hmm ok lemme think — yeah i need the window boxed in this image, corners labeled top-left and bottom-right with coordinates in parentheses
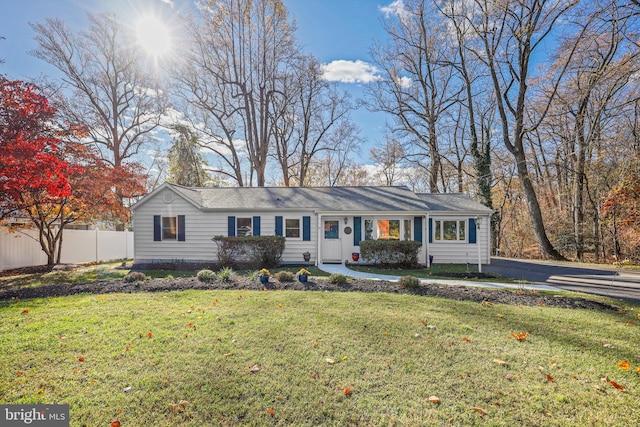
top-left (285, 218), bottom-right (300, 238)
top-left (324, 220), bottom-right (339, 239)
top-left (154, 215), bottom-right (185, 242)
top-left (162, 217), bottom-right (177, 240)
top-left (364, 219), bottom-right (374, 240)
top-left (403, 220), bottom-right (412, 241)
top-left (237, 217), bottom-right (252, 236)
top-left (434, 219), bottom-right (466, 241)
top-left (377, 219), bottom-right (400, 240)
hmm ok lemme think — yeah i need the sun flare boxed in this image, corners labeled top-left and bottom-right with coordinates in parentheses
top-left (135, 15), bottom-right (172, 58)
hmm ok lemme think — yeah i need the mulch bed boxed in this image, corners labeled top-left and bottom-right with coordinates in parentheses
top-left (0, 275), bottom-right (621, 311)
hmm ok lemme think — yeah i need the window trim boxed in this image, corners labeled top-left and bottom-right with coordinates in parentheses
top-left (284, 217), bottom-right (302, 239)
top-left (236, 217), bottom-right (253, 237)
top-left (361, 216), bottom-right (413, 241)
top-left (432, 218), bottom-right (467, 243)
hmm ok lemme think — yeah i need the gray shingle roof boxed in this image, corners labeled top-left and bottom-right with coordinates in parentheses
top-left (132, 182), bottom-right (492, 214)
top-left (177, 185), bottom-right (428, 212)
top-left (416, 193), bottom-right (494, 213)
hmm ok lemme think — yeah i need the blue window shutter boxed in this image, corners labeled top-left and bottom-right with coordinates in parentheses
top-left (353, 216), bottom-right (362, 246)
top-left (178, 215), bottom-right (186, 241)
top-left (153, 215), bottom-right (162, 241)
top-left (253, 216), bottom-right (261, 236)
top-left (228, 216), bottom-right (236, 237)
top-left (303, 216), bottom-right (311, 241)
top-left (414, 216), bottom-right (423, 244)
top-left (275, 216), bottom-right (283, 236)
top-left (428, 218), bottom-right (433, 243)
top-left (469, 218), bottom-right (477, 244)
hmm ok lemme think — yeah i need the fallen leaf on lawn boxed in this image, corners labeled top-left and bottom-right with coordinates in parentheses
top-left (37, 388), bottom-right (45, 394)
top-left (344, 388), bottom-right (352, 396)
top-left (426, 324), bottom-right (436, 329)
top-left (626, 320), bottom-right (633, 325)
top-left (267, 408), bottom-right (275, 416)
top-left (325, 358), bottom-right (336, 364)
top-left (462, 337), bottom-right (471, 343)
top-left (511, 331), bottom-right (528, 341)
top-left (497, 313), bottom-right (504, 318)
top-left (78, 357), bottom-right (85, 362)
top-left (617, 360), bottom-right (630, 370)
top-left (550, 361), bottom-right (557, 366)
top-left (17, 371), bottom-right (23, 376)
top-left (428, 396), bottom-right (440, 404)
top-left (481, 301), bottom-right (493, 307)
top-left (609, 379), bottom-right (626, 391)
top-left (538, 301), bottom-right (545, 306)
top-left (223, 353), bottom-right (233, 358)
top-left (123, 386), bottom-right (132, 392)
top-left (310, 341), bottom-right (319, 347)
top-left (472, 407), bottom-right (487, 416)
top-left (493, 359), bottom-right (507, 366)
top-left (637, 367), bottom-right (640, 374)
top-left (110, 421), bottom-right (121, 427)
top-left (147, 332), bottom-right (152, 339)
top-left (546, 374), bottom-right (556, 383)
top-left (250, 364), bottom-right (260, 373)
top-left (603, 343), bottom-right (614, 348)
top-left (421, 319), bottom-right (425, 325)
top-left (21, 309), bottom-right (29, 314)
top-left (414, 333), bottom-right (421, 338)
top-left (311, 374), bottom-right (318, 380)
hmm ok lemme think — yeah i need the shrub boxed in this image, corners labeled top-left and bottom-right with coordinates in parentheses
top-left (196, 269), bottom-right (216, 283)
top-left (216, 267), bottom-right (235, 282)
top-left (399, 275), bottom-right (420, 289)
top-left (212, 236), bottom-right (286, 269)
top-left (124, 271), bottom-right (146, 283)
top-left (277, 271), bottom-right (294, 282)
top-left (359, 240), bottom-right (422, 268)
top-left (329, 273), bottom-right (348, 285)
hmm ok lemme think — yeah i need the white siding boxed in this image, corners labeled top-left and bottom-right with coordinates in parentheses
top-left (427, 215), bottom-right (490, 265)
top-left (132, 191), bottom-right (317, 264)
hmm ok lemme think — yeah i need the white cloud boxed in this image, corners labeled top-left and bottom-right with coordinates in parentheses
top-left (379, 0), bottom-right (408, 19)
top-left (321, 60), bottom-right (382, 84)
top-left (159, 0), bottom-right (174, 7)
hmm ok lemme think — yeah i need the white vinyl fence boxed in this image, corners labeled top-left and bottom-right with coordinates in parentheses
top-left (0, 228), bottom-right (133, 271)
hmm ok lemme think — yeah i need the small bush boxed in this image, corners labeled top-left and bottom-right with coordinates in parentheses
top-left (329, 273), bottom-right (348, 285)
top-left (359, 240), bottom-right (422, 268)
top-left (399, 275), bottom-right (420, 289)
top-left (124, 271), bottom-right (146, 283)
top-left (216, 267), bottom-right (235, 282)
top-left (277, 271), bottom-right (294, 282)
top-left (196, 269), bottom-right (216, 283)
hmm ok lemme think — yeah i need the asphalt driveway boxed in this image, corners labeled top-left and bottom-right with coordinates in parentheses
top-left (483, 257), bottom-right (640, 304)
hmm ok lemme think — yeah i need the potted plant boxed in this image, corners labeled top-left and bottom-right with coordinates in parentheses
top-left (297, 268), bottom-right (310, 283)
top-left (258, 268), bottom-right (270, 284)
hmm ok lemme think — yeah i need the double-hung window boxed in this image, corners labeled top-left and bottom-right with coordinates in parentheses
top-left (162, 217), bottom-right (177, 240)
top-left (434, 219), bottom-right (466, 241)
top-left (236, 217), bottom-right (252, 236)
top-left (285, 218), bottom-right (300, 238)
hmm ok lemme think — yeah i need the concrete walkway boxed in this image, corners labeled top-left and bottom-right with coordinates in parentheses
top-left (318, 263), bottom-right (560, 292)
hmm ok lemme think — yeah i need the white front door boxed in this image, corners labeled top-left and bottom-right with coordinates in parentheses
top-left (321, 218), bottom-right (342, 263)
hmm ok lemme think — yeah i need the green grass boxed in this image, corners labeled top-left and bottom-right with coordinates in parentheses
top-left (0, 261), bottom-right (130, 290)
top-left (1, 289), bottom-right (639, 426)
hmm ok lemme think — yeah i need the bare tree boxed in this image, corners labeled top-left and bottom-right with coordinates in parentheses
top-left (31, 13), bottom-right (167, 168)
top-left (270, 55), bottom-right (357, 186)
top-left (369, 0), bottom-right (461, 193)
top-left (370, 138), bottom-right (406, 186)
top-left (176, 0), bottom-right (297, 187)
top-left (467, 0), bottom-right (581, 260)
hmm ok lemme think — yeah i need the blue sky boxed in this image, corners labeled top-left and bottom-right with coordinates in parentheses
top-left (0, 0), bottom-right (395, 161)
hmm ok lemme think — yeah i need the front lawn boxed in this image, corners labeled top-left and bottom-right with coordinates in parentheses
top-left (1, 289), bottom-right (639, 426)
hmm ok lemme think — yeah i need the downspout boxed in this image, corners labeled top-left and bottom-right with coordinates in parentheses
top-left (315, 212), bottom-right (321, 267)
top-left (425, 213), bottom-right (430, 268)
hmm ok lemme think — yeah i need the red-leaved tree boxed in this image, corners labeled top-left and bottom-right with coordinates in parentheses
top-left (0, 78), bottom-right (73, 218)
top-left (1, 79), bottom-right (147, 265)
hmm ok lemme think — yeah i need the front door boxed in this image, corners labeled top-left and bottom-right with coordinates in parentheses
top-left (321, 218), bottom-right (342, 263)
